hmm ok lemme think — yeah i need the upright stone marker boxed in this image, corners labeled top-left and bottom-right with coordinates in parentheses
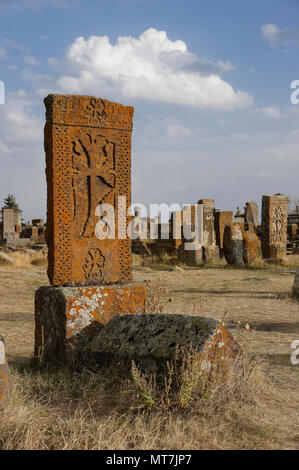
top-left (198, 198), bottom-right (219, 261)
top-left (245, 201), bottom-right (258, 231)
top-left (44, 94), bottom-right (133, 286)
top-left (198, 199), bottom-right (216, 246)
top-left (261, 194), bottom-right (288, 259)
top-left (214, 210), bottom-right (233, 253)
top-left (35, 95), bottom-right (146, 362)
top-left (2, 209), bottom-right (15, 240)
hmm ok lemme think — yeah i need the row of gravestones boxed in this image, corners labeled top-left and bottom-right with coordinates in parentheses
top-left (0, 209), bottom-right (45, 248)
top-left (131, 194), bottom-right (289, 267)
top-left (222, 194), bottom-right (289, 267)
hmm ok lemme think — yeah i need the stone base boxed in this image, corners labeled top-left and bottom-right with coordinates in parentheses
top-left (35, 284), bottom-right (146, 362)
top-left (180, 247), bottom-right (203, 266)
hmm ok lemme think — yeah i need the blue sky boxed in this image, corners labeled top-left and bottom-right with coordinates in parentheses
top-left (0, 0), bottom-right (299, 220)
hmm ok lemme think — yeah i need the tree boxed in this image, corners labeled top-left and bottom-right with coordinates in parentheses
top-left (3, 194), bottom-right (21, 212)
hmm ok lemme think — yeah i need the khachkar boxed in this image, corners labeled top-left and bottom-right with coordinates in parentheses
top-left (198, 198), bottom-right (219, 261)
top-left (261, 194), bottom-right (288, 259)
top-left (35, 95), bottom-right (146, 362)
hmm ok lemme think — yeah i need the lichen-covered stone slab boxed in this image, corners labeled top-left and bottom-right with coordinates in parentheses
top-left (35, 284), bottom-right (146, 362)
top-left (0, 336), bottom-right (12, 409)
top-left (85, 314), bottom-right (241, 373)
top-left (44, 94), bottom-right (134, 286)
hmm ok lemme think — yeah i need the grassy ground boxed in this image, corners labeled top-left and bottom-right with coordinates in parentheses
top-left (0, 251), bottom-right (298, 449)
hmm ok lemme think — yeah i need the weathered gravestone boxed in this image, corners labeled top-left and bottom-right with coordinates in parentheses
top-left (180, 205), bottom-right (204, 265)
top-left (83, 314), bottom-right (242, 375)
top-left (242, 231), bottom-right (259, 265)
top-left (35, 95), bottom-right (146, 362)
top-left (170, 211), bottom-right (183, 248)
top-left (44, 94), bottom-right (133, 285)
top-left (198, 199), bottom-right (219, 262)
top-left (245, 201), bottom-right (258, 231)
top-left (261, 194), bottom-right (288, 259)
top-left (2, 208), bottom-right (15, 240)
top-left (0, 336), bottom-right (11, 409)
top-left (214, 210), bottom-right (233, 254)
top-left (223, 223), bottom-right (244, 266)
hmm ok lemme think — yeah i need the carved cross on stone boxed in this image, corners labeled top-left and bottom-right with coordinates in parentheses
top-left (44, 94), bottom-right (133, 286)
top-left (72, 130), bottom-right (115, 239)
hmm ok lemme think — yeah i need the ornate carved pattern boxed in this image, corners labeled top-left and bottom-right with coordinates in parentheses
top-left (270, 206), bottom-right (286, 243)
top-left (261, 195), bottom-right (288, 259)
top-left (72, 130), bottom-right (115, 238)
top-left (44, 94), bottom-right (134, 130)
top-left (83, 248), bottom-right (105, 280)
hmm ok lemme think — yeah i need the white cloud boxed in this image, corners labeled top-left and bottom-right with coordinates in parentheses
top-left (24, 55), bottom-right (40, 66)
top-left (165, 121), bottom-right (193, 139)
top-left (0, 90), bottom-right (42, 147)
top-left (262, 23), bottom-right (299, 47)
top-left (57, 28), bottom-right (253, 110)
top-left (257, 106), bottom-right (282, 119)
top-left (0, 0), bottom-right (77, 9)
top-left (0, 90), bottom-right (45, 219)
top-left (0, 45), bottom-right (7, 59)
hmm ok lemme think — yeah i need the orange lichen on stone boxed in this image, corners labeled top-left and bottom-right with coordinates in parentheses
top-left (35, 284), bottom-right (146, 362)
top-left (44, 94), bottom-right (134, 286)
top-left (243, 231), bottom-right (259, 265)
top-left (200, 322), bottom-right (242, 371)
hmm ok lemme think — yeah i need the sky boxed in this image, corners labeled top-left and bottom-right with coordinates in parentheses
top-left (0, 0), bottom-right (299, 221)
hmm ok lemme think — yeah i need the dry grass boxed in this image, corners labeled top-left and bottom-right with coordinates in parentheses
top-left (134, 251), bottom-right (299, 270)
top-left (0, 259), bottom-right (298, 449)
top-left (0, 250), bottom-right (47, 269)
top-left (0, 347), bottom-right (286, 450)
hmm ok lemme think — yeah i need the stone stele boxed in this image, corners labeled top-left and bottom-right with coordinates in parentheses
top-left (84, 314), bottom-right (242, 374)
top-left (35, 95), bottom-right (146, 362)
top-left (198, 199), bottom-right (216, 246)
top-left (242, 231), bottom-right (259, 265)
top-left (214, 210), bottom-right (233, 252)
top-left (44, 94), bottom-right (134, 286)
top-left (223, 223), bottom-right (244, 266)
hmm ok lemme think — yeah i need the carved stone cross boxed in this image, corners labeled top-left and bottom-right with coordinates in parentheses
top-left (72, 130), bottom-right (115, 239)
top-left (44, 94), bottom-right (133, 286)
